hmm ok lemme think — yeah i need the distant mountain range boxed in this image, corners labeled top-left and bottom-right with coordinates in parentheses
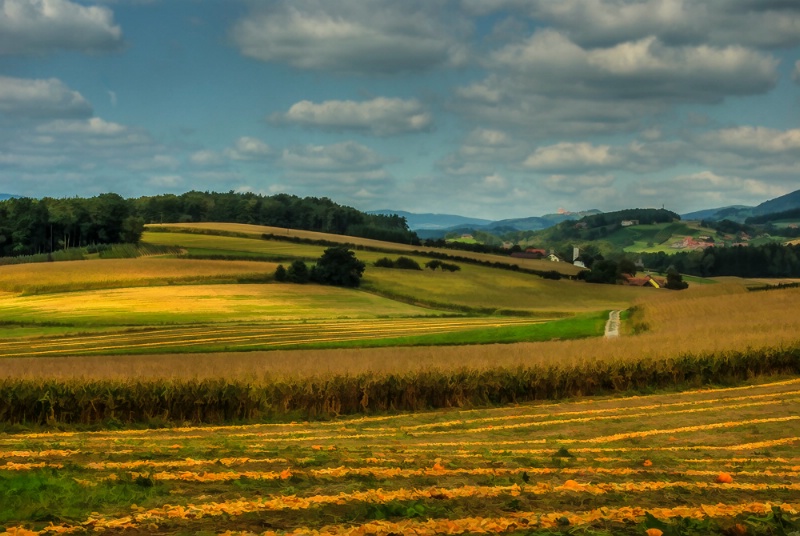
top-left (367, 210), bottom-right (493, 230)
top-left (369, 208), bottom-right (604, 237)
top-left (0, 193), bottom-right (18, 201)
top-left (681, 189), bottom-right (800, 222)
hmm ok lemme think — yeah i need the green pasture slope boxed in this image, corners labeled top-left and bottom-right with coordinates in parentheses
top-left (0, 224), bottom-right (648, 355)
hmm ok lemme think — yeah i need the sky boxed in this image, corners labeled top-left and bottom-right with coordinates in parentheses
top-left (0, 0), bottom-right (799, 220)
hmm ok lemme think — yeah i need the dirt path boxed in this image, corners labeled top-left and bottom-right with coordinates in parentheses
top-left (605, 310), bottom-right (621, 338)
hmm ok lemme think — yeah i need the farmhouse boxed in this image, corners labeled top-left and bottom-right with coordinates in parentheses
top-left (621, 220), bottom-right (639, 227)
top-left (621, 274), bottom-right (663, 288)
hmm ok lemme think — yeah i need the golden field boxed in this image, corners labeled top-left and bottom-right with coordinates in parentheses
top-left (0, 378), bottom-right (797, 535)
top-left (0, 257), bottom-right (277, 294)
top-left (146, 222), bottom-right (584, 275)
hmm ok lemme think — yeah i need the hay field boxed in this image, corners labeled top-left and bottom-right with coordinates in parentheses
top-left (0, 257), bottom-right (277, 294)
top-left (0, 379), bottom-right (797, 535)
top-left (147, 223), bottom-right (583, 275)
top-left (0, 284), bottom-right (443, 326)
top-left (2, 284), bottom-right (797, 381)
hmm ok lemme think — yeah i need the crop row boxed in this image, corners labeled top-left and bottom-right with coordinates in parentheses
top-left (1, 343), bottom-right (798, 426)
top-left (1, 379), bottom-right (797, 535)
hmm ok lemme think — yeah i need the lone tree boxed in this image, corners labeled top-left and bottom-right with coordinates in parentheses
top-left (311, 246), bottom-right (365, 287)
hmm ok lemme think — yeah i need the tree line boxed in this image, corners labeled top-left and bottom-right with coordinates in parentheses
top-left (640, 243), bottom-right (800, 278)
top-left (0, 191), bottom-right (418, 257)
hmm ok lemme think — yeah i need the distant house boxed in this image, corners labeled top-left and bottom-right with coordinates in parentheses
top-left (548, 254), bottom-right (561, 262)
top-left (573, 260), bottom-right (586, 268)
top-left (622, 274), bottom-right (663, 288)
top-left (621, 220), bottom-right (639, 227)
top-left (461, 234), bottom-right (474, 240)
top-left (511, 248), bottom-right (546, 260)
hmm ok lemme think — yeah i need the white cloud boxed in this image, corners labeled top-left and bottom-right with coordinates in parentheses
top-left (0, 76), bottom-right (92, 118)
top-left (0, 0), bottom-right (123, 56)
top-left (794, 60), bottom-right (800, 84)
top-left (273, 97), bottom-right (433, 136)
top-left (454, 29), bottom-right (777, 136)
top-left (523, 142), bottom-right (621, 171)
top-left (490, 31), bottom-right (777, 102)
top-left (469, 0), bottom-right (800, 49)
top-left (189, 149), bottom-right (223, 167)
top-left (231, 0), bottom-right (470, 74)
top-left (34, 117), bottom-right (151, 148)
top-left (225, 137), bottom-right (273, 161)
top-left (147, 174), bottom-right (183, 188)
top-left (639, 171), bottom-right (790, 207)
top-left (281, 140), bottom-right (389, 172)
top-left (701, 126), bottom-right (800, 154)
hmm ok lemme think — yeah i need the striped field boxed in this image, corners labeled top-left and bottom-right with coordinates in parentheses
top-left (0, 378), bottom-right (797, 535)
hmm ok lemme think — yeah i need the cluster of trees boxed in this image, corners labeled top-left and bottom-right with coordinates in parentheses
top-left (0, 194), bottom-right (144, 257)
top-left (425, 260), bottom-right (461, 272)
top-left (544, 208), bottom-right (680, 243)
top-left (374, 256), bottom-right (422, 270)
top-left (0, 191), bottom-right (418, 258)
top-left (134, 191), bottom-right (417, 244)
top-left (275, 247), bottom-right (366, 287)
top-left (640, 243), bottom-right (800, 278)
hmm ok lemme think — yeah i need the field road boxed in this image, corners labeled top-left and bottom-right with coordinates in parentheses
top-left (605, 310), bottom-right (621, 338)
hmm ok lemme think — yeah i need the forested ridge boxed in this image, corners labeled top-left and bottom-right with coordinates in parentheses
top-left (0, 191), bottom-right (417, 257)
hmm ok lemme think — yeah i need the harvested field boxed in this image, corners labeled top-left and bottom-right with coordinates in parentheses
top-left (0, 379), bottom-right (797, 535)
top-left (0, 257), bottom-right (277, 294)
top-left (146, 223), bottom-right (584, 275)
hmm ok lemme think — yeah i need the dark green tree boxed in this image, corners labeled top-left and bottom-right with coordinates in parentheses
top-left (286, 260), bottom-right (310, 283)
top-left (274, 264), bottom-right (287, 282)
top-left (664, 267), bottom-right (688, 290)
top-left (311, 246), bottom-right (365, 287)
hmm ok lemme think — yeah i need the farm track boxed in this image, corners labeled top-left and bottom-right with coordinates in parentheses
top-left (0, 317), bottom-right (545, 357)
top-left (1, 378), bottom-right (798, 535)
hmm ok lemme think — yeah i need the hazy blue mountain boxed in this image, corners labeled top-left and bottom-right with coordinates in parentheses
top-left (0, 193), bottom-right (19, 200)
top-left (681, 205), bottom-right (751, 221)
top-left (368, 210), bottom-right (492, 230)
top-left (487, 209), bottom-right (602, 231)
top-left (753, 188), bottom-right (800, 216)
top-left (682, 189), bottom-right (800, 222)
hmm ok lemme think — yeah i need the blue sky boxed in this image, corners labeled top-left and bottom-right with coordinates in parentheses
top-left (0, 0), bottom-right (799, 220)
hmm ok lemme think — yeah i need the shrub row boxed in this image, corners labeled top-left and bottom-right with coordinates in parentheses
top-left (1, 345), bottom-right (797, 428)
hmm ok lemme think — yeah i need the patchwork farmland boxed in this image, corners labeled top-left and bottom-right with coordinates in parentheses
top-left (1, 222), bottom-right (798, 534)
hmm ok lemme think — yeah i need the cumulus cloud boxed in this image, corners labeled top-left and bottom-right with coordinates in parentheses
top-left (0, 0), bottom-right (123, 56)
top-left (224, 137), bottom-right (273, 161)
top-left (489, 30), bottom-right (777, 102)
top-left (189, 150), bottom-right (223, 167)
top-left (523, 142), bottom-right (621, 171)
top-left (0, 76), bottom-right (92, 118)
top-left (636, 171), bottom-right (790, 209)
top-left (700, 126), bottom-right (800, 154)
top-left (279, 141), bottom-right (393, 200)
top-left (454, 29), bottom-right (777, 135)
top-left (273, 97), bottom-right (433, 136)
top-left (437, 127), bottom-right (526, 177)
top-left (34, 117), bottom-right (151, 148)
top-left (467, 0), bottom-right (800, 49)
top-left (231, 0), bottom-right (470, 74)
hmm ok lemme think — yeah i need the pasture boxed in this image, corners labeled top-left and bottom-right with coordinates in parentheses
top-left (0, 379), bottom-right (797, 535)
